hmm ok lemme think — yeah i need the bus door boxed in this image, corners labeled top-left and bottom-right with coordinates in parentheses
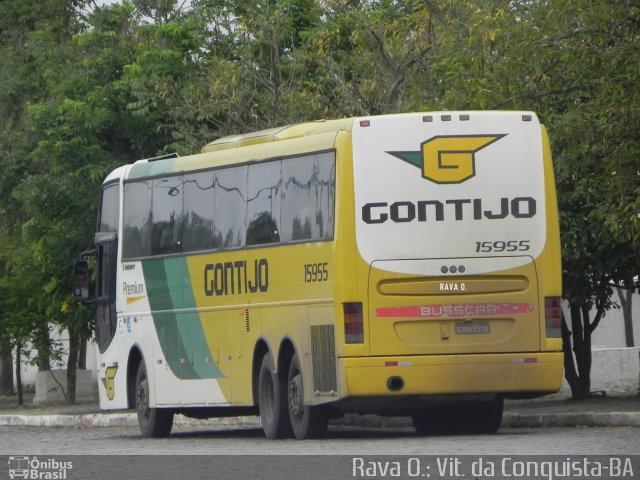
top-left (95, 232), bottom-right (118, 354)
top-left (95, 182), bottom-right (120, 354)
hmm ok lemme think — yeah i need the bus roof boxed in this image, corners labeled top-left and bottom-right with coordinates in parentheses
top-left (201, 118), bottom-right (354, 153)
top-left (106, 112), bottom-right (542, 184)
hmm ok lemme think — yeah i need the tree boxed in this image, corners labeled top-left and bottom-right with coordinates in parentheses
top-left (616, 286), bottom-right (635, 348)
top-left (395, 0), bottom-right (640, 397)
top-left (0, 0), bottom-right (93, 393)
top-left (301, 0), bottom-right (437, 116)
top-left (541, 0), bottom-right (640, 397)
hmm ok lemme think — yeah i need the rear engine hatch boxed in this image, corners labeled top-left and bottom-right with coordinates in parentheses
top-left (367, 257), bottom-right (541, 356)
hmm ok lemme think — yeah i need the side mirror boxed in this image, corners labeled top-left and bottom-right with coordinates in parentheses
top-left (73, 260), bottom-right (91, 302)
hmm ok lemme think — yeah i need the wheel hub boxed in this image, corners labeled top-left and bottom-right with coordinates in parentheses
top-left (137, 381), bottom-right (149, 420)
top-left (288, 374), bottom-right (303, 417)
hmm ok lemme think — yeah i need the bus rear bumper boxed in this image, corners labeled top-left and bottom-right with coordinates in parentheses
top-left (340, 352), bottom-right (563, 397)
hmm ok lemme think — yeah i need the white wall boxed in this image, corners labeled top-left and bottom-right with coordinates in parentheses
top-left (13, 327), bottom-right (97, 389)
top-left (590, 291), bottom-right (640, 348)
top-left (562, 293), bottom-right (640, 395)
top-left (590, 347), bottom-right (640, 394)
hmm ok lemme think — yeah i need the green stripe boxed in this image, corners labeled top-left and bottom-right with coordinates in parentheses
top-left (143, 258), bottom-right (224, 380)
top-left (165, 257), bottom-right (224, 379)
top-left (387, 151), bottom-right (422, 168)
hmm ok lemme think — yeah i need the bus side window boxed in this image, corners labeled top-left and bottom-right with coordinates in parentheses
top-left (215, 166), bottom-right (247, 249)
top-left (282, 156), bottom-right (314, 241)
top-left (123, 180), bottom-right (152, 258)
top-left (151, 176), bottom-right (183, 256)
top-left (281, 152), bottom-right (335, 243)
top-left (183, 171), bottom-right (216, 252)
top-left (315, 152), bottom-right (336, 240)
top-left (247, 161), bottom-right (281, 246)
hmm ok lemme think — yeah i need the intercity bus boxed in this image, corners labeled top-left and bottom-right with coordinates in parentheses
top-left (75, 111), bottom-right (563, 439)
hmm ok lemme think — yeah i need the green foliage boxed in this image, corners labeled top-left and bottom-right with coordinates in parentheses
top-left (299, 0), bottom-right (437, 116)
top-left (423, 0), bottom-right (639, 396)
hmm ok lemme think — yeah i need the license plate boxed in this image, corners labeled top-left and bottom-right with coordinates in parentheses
top-left (455, 321), bottom-right (490, 335)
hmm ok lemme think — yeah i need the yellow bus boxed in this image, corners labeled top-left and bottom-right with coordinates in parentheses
top-left (75, 111), bottom-right (563, 439)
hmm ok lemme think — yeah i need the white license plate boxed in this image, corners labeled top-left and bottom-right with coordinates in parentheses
top-left (455, 321), bottom-right (490, 335)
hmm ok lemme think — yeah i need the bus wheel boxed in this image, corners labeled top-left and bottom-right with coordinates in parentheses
top-left (287, 353), bottom-right (329, 439)
top-left (466, 398), bottom-right (504, 434)
top-left (411, 405), bottom-right (452, 435)
top-left (258, 352), bottom-right (291, 439)
top-left (135, 360), bottom-right (173, 438)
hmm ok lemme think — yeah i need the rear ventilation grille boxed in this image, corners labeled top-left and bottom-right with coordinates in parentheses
top-left (310, 325), bottom-right (337, 395)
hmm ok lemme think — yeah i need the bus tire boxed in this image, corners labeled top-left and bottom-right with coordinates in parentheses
top-left (467, 398), bottom-right (503, 434)
top-left (258, 352), bottom-right (291, 439)
top-left (287, 353), bottom-right (329, 439)
top-left (135, 360), bottom-right (173, 438)
top-left (411, 405), bottom-right (452, 435)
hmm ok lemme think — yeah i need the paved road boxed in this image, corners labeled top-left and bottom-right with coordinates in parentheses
top-left (2, 424), bottom-right (639, 455)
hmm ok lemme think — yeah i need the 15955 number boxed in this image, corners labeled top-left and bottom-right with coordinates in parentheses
top-left (304, 262), bottom-right (328, 283)
top-left (475, 240), bottom-right (531, 253)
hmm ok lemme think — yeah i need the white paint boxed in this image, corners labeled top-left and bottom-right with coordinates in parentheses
top-left (12, 329), bottom-right (97, 390)
top-left (591, 292), bottom-right (640, 348)
top-left (560, 347), bottom-right (640, 395)
top-left (353, 111), bottom-right (546, 274)
top-left (33, 369), bottom-right (97, 404)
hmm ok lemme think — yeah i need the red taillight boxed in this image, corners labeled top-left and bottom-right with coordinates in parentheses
top-left (545, 297), bottom-right (562, 338)
top-left (344, 302), bottom-right (364, 344)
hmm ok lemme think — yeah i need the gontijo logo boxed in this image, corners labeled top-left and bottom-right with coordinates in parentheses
top-left (387, 134), bottom-right (506, 184)
top-left (101, 366), bottom-right (118, 401)
top-left (361, 133), bottom-right (538, 224)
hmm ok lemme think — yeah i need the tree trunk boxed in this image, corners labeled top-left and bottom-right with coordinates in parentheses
top-left (16, 340), bottom-right (23, 406)
top-left (561, 311), bottom-right (579, 394)
top-left (579, 305), bottom-right (593, 396)
top-left (78, 337), bottom-right (87, 370)
top-left (66, 330), bottom-right (79, 404)
top-left (0, 335), bottom-right (14, 395)
top-left (561, 303), bottom-right (594, 399)
top-left (617, 287), bottom-right (635, 347)
top-left (36, 320), bottom-right (50, 371)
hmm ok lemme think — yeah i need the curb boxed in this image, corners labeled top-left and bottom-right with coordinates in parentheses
top-left (1, 412), bottom-right (639, 429)
top-left (0, 413), bottom-right (262, 429)
top-left (503, 411), bottom-right (640, 428)
top-left (339, 412), bottom-right (640, 429)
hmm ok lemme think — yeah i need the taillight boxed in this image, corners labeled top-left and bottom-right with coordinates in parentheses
top-left (545, 297), bottom-right (562, 338)
top-left (344, 302), bottom-right (364, 344)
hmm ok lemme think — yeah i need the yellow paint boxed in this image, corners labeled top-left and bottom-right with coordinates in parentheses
top-left (422, 135), bottom-right (503, 183)
top-left (186, 242), bottom-right (335, 404)
top-left (126, 296), bottom-right (145, 305)
top-left (367, 261), bottom-right (542, 356)
top-left (340, 352), bottom-right (564, 396)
